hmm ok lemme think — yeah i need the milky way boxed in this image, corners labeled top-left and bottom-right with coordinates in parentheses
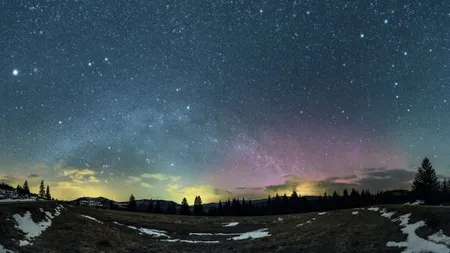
top-left (1, 1), bottom-right (450, 201)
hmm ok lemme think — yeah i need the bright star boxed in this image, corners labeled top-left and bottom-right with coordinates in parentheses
top-left (12, 69), bottom-right (19, 76)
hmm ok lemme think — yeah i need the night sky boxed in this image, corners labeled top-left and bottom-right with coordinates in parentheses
top-left (1, 1), bottom-right (450, 202)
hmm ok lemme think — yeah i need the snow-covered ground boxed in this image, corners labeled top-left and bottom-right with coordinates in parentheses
top-left (428, 230), bottom-right (450, 246)
top-left (352, 211), bottom-right (359, 215)
top-left (12, 205), bottom-right (64, 247)
top-left (386, 213), bottom-right (449, 253)
top-left (80, 214), bottom-right (103, 224)
top-left (189, 232), bottom-right (241, 236)
top-left (127, 225), bottom-right (169, 238)
top-left (404, 200), bottom-right (425, 206)
top-left (0, 198), bottom-right (36, 203)
top-left (162, 239), bottom-right (220, 244)
top-left (362, 206), bottom-right (450, 252)
top-left (222, 222), bottom-right (239, 227)
top-left (229, 228), bottom-right (270, 240)
top-left (0, 190), bottom-right (36, 203)
top-left (318, 212), bottom-right (327, 215)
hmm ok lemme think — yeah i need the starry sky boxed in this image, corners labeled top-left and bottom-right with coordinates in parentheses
top-left (1, 1), bottom-right (450, 203)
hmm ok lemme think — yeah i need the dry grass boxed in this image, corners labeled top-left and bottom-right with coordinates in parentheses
top-left (2, 203), bottom-right (450, 253)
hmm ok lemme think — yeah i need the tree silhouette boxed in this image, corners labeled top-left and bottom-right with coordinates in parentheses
top-left (39, 180), bottom-right (45, 199)
top-left (290, 190), bottom-right (300, 213)
top-left (0, 182), bottom-right (14, 191)
top-left (45, 185), bottom-right (51, 200)
top-left (127, 194), bottom-right (137, 212)
top-left (349, 189), bottom-right (360, 208)
top-left (412, 157), bottom-right (440, 204)
top-left (193, 196), bottom-right (203, 215)
top-left (180, 197), bottom-right (190, 215)
top-left (23, 180), bottom-right (30, 195)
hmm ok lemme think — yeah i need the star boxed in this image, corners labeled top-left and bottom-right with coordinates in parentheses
top-left (12, 69), bottom-right (19, 76)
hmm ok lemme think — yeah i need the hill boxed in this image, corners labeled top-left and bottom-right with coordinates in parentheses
top-left (1, 201), bottom-right (450, 252)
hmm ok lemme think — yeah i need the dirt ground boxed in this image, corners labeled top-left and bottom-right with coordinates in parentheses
top-left (1, 203), bottom-right (449, 253)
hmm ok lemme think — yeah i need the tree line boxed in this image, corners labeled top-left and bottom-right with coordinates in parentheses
top-left (0, 180), bottom-right (53, 200)
top-left (125, 157), bottom-right (448, 216)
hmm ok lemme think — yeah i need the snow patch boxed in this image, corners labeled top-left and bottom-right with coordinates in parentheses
top-left (127, 225), bottom-right (169, 238)
top-left (222, 222), bottom-right (239, 227)
top-left (386, 213), bottom-right (450, 253)
top-left (45, 211), bottom-right (54, 219)
top-left (428, 230), bottom-right (450, 246)
top-left (367, 207), bottom-right (379, 211)
top-left (296, 223), bottom-right (304, 227)
top-left (162, 239), bottom-right (219, 244)
top-left (380, 211), bottom-right (396, 219)
top-left (278, 217), bottom-right (283, 222)
top-left (229, 228), bottom-right (270, 240)
top-left (113, 221), bottom-right (124, 226)
top-left (0, 198), bottom-right (36, 203)
top-left (80, 214), bottom-right (103, 224)
top-left (404, 200), bottom-right (424, 206)
top-left (13, 211), bottom-right (52, 246)
top-left (189, 232), bottom-right (241, 236)
top-left (318, 212), bottom-right (327, 215)
top-left (352, 211), bottom-right (359, 215)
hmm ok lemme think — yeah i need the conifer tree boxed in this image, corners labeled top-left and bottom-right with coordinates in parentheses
top-left (290, 190), bottom-right (300, 213)
top-left (412, 157), bottom-right (440, 204)
top-left (180, 197), bottom-right (190, 215)
top-left (39, 180), bottom-right (45, 199)
top-left (23, 180), bottom-right (30, 195)
top-left (193, 196), bottom-right (203, 215)
top-left (127, 194), bottom-right (137, 211)
top-left (45, 185), bottom-right (51, 200)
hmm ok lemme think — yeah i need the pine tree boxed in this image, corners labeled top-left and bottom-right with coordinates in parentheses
top-left (290, 190), bottom-right (300, 213)
top-left (45, 185), bottom-right (51, 200)
top-left (349, 189), bottom-right (360, 208)
top-left (412, 157), bottom-right (440, 204)
top-left (193, 196), bottom-right (203, 215)
top-left (23, 180), bottom-right (30, 195)
top-left (127, 194), bottom-right (137, 211)
top-left (39, 180), bottom-right (45, 199)
top-left (180, 197), bottom-right (190, 215)
top-left (16, 185), bottom-right (22, 194)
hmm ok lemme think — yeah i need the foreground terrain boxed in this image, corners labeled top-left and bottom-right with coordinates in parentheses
top-left (1, 202), bottom-right (450, 253)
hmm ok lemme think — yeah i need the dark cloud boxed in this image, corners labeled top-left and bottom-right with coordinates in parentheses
top-left (28, 174), bottom-right (40, 179)
top-left (235, 186), bottom-right (265, 190)
top-left (362, 168), bottom-right (387, 172)
top-left (258, 168), bottom-right (418, 196)
top-left (326, 174), bottom-right (358, 181)
top-left (213, 188), bottom-right (232, 198)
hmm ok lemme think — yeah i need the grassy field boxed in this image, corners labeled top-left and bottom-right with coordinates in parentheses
top-left (1, 203), bottom-right (450, 253)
